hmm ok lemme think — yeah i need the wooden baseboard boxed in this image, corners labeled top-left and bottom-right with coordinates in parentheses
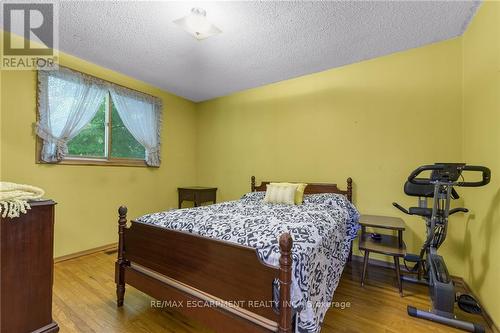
top-left (351, 254), bottom-right (499, 333)
top-left (54, 243), bottom-right (117, 263)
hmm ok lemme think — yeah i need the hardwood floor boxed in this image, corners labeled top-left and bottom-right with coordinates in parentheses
top-left (53, 250), bottom-right (491, 333)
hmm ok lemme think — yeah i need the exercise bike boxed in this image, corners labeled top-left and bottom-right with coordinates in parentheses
top-left (393, 163), bottom-right (491, 333)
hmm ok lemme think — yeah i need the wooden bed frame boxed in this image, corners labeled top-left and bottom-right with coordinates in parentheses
top-left (116, 176), bottom-right (353, 333)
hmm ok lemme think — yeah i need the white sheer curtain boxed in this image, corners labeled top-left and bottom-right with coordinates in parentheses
top-left (36, 68), bottom-right (106, 162)
top-left (110, 87), bottom-right (162, 166)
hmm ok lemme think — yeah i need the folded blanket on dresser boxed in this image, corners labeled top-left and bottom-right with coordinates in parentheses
top-left (0, 182), bottom-right (45, 218)
top-left (136, 192), bottom-right (360, 333)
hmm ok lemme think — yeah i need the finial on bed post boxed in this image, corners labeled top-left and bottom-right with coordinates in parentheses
top-left (251, 176), bottom-right (256, 192)
top-left (278, 233), bottom-right (293, 333)
top-left (347, 177), bottom-right (353, 203)
top-left (116, 206), bottom-right (128, 307)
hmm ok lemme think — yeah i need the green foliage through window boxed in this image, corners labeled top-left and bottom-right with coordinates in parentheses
top-left (111, 102), bottom-right (145, 159)
top-left (67, 102), bottom-right (106, 157)
top-left (67, 93), bottom-right (145, 160)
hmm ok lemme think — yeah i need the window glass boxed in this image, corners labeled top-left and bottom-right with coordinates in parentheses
top-left (67, 101), bottom-right (106, 158)
top-left (110, 103), bottom-right (145, 159)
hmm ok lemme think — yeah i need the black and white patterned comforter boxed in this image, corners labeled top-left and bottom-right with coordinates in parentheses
top-left (136, 192), bottom-right (360, 333)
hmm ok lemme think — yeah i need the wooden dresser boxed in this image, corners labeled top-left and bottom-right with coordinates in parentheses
top-left (0, 200), bottom-right (59, 333)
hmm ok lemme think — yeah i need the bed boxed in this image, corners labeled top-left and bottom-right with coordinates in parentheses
top-left (115, 176), bottom-right (359, 333)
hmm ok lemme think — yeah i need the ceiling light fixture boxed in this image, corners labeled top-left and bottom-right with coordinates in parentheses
top-left (173, 8), bottom-right (222, 40)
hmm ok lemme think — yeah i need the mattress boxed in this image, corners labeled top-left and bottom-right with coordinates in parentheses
top-left (136, 192), bottom-right (360, 333)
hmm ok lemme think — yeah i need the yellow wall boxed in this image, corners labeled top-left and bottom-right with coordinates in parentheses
top-left (462, 1), bottom-right (500, 327)
top-left (1, 49), bottom-right (198, 257)
top-left (196, 38), bottom-right (466, 275)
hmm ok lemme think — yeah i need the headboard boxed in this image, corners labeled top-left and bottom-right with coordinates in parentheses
top-left (250, 176), bottom-right (353, 203)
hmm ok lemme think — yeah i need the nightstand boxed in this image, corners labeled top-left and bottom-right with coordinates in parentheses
top-left (359, 214), bottom-right (406, 295)
top-left (178, 187), bottom-right (217, 208)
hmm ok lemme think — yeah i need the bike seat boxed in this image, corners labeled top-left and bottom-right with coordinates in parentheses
top-left (409, 207), bottom-right (433, 217)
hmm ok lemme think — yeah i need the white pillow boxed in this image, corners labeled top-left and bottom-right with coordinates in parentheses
top-left (263, 183), bottom-right (298, 205)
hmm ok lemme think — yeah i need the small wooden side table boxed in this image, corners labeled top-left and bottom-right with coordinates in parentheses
top-left (359, 214), bottom-right (406, 296)
top-left (178, 187), bottom-right (217, 208)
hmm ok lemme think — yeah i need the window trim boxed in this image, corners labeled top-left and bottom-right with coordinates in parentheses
top-left (35, 139), bottom-right (149, 167)
top-left (35, 67), bottom-right (158, 168)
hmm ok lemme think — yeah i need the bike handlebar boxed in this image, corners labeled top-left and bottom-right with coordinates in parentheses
top-left (459, 165), bottom-right (491, 187)
top-left (407, 164), bottom-right (491, 187)
top-left (407, 165), bottom-right (444, 185)
top-left (392, 202), bottom-right (409, 215)
top-left (449, 208), bottom-right (469, 215)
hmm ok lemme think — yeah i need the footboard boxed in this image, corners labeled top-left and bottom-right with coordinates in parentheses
top-left (115, 206), bottom-right (293, 333)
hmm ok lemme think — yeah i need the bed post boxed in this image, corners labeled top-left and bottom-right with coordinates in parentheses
top-left (347, 177), bottom-right (353, 203)
top-left (278, 233), bottom-right (293, 333)
top-left (251, 175), bottom-right (256, 192)
top-left (346, 178), bottom-right (354, 261)
top-left (116, 206), bottom-right (127, 307)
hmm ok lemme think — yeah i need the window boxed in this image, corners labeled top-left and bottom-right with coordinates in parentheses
top-left (36, 67), bottom-right (162, 167)
top-left (66, 93), bottom-right (146, 162)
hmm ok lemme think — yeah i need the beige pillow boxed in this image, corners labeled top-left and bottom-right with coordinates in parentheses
top-left (264, 183), bottom-right (298, 205)
top-left (271, 182), bottom-right (307, 205)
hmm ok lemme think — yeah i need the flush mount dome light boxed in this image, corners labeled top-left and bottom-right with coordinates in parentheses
top-left (173, 8), bottom-right (222, 40)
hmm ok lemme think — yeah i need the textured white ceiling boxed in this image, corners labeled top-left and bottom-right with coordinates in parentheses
top-left (28, 1), bottom-right (485, 101)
